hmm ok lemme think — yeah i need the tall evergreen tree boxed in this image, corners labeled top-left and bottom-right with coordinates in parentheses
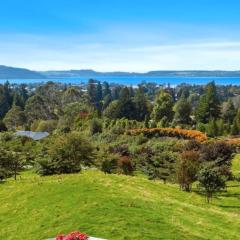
top-left (222, 99), bottom-right (236, 124)
top-left (231, 118), bottom-right (239, 135)
top-left (12, 93), bottom-right (25, 109)
top-left (102, 81), bottom-right (111, 98)
top-left (118, 87), bottom-right (136, 119)
top-left (87, 79), bottom-right (98, 104)
top-left (151, 90), bottom-right (174, 124)
top-left (96, 82), bottom-right (103, 102)
top-left (206, 118), bottom-right (219, 137)
top-left (112, 86), bottom-right (122, 100)
top-left (231, 109), bottom-right (240, 135)
top-left (0, 82), bottom-right (12, 119)
top-left (133, 86), bottom-right (150, 121)
top-left (19, 84), bottom-right (28, 104)
top-left (174, 95), bottom-right (192, 125)
top-left (102, 94), bottom-right (112, 110)
top-left (195, 82), bottom-right (220, 123)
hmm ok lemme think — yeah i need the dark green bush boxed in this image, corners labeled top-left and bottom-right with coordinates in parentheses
top-left (101, 158), bottom-right (118, 174)
top-left (37, 132), bottom-right (95, 175)
top-left (90, 118), bottom-right (102, 135)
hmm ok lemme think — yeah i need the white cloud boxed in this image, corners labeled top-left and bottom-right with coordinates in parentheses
top-left (0, 32), bottom-right (240, 71)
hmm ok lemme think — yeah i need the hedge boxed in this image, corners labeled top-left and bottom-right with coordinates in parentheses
top-left (128, 128), bottom-right (208, 142)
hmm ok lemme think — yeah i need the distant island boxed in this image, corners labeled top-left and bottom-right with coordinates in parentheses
top-left (1, 65), bottom-right (240, 79)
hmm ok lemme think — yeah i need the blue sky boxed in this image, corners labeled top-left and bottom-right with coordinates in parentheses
top-left (1, 0), bottom-right (240, 71)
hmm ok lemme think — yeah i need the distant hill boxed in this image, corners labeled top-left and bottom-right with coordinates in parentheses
top-left (40, 69), bottom-right (139, 78)
top-left (1, 65), bottom-right (240, 79)
top-left (41, 69), bottom-right (240, 78)
top-left (0, 65), bottom-right (45, 79)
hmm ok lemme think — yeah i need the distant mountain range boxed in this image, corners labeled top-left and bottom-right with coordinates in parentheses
top-left (41, 69), bottom-right (240, 78)
top-left (1, 65), bottom-right (240, 79)
top-left (0, 65), bottom-right (45, 79)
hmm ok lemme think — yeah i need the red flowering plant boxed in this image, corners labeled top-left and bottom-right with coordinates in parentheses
top-left (56, 231), bottom-right (89, 240)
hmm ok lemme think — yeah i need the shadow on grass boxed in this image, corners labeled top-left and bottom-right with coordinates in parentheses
top-left (218, 205), bottom-right (240, 209)
top-left (226, 184), bottom-right (240, 188)
top-left (217, 191), bottom-right (240, 198)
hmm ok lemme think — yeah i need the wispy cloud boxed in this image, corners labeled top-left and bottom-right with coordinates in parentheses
top-left (1, 24), bottom-right (240, 71)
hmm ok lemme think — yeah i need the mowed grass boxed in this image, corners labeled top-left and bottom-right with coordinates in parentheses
top-left (232, 154), bottom-right (240, 178)
top-left (0, 158), bottom-right (240, 240)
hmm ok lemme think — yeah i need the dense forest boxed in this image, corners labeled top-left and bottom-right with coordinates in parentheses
top-left (0, 80), bottom-right (240, 202)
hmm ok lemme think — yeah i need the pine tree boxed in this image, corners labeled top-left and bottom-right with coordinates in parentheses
top-left (19, 84), bottom-right (28, 103)
top-left (174, 95), bottom-right (192, 125)
top-left (102, 82), bottom-right (111, 98)
top-left (96, 82), bottom-right (103, 102)
top-left (206, 118), bottom-right (219, 137)
top-left (195, 82), bottom-right (220, 123)
top-left (133, 86), bottom-right (150, 121)
top-left (102, 94), bottom-right (112, 110)
top-left (231, 118), bottom-right (239, 135)
top-left (12, 92), bottom-right (25, 109)
top-left (0, 82), bottom-right (12, 118)
top-left (118, 87), bottom-right (136, 119)
top-left (223, 99), bottom-right (236, 124)
top-left (87, 79), bottom-right (98, 104)
top-left (151, 90), bottom-right (174, 124)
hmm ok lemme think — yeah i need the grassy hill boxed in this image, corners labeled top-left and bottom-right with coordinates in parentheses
top-left (0, 158), bottom-right (240, 240)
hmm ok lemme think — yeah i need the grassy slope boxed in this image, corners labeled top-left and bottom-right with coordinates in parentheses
top-left (232, 154), bottom-right (240, 178)
top-left (0, 161), bottom-right (240, 240)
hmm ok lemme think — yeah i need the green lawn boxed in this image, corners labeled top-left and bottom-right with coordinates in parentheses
top-left (0, 161), bottom-right (240, 240)
top-left (232, 154), bottom-right (240, 178)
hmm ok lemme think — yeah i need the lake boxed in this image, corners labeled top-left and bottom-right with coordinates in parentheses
top-left (0, 76), bottom-right (240, 86)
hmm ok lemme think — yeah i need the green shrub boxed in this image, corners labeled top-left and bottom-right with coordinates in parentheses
top-left (0, 132), bottom-right (14, 142)
top-left (101, 158), bottom-right (118, 174)
top-left (90, 118), bottom-right (102, 135)
top-left (198, 163), bottom-right (227, 203)
top-left (37, 132), bottom-right (95, 175)
top-left (36, 120), bottom-right (58, 133)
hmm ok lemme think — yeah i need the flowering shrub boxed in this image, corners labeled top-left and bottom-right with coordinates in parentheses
top-left (128, 128), bottom-right (207, 142)
top-left (56, 231), bottom-right (89, 240)
top-left (226, 138), bottom-right (240, 146)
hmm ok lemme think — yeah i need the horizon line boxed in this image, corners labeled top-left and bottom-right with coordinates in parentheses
top-left (1, 65), bottom-right (240, 73)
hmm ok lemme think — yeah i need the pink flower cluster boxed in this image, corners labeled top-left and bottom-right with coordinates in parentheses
top-left (56, 231), bottom-right (89, 240)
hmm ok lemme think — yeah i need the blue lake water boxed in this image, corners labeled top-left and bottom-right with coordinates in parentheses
top-left (0, 76), bottom-right (240, 86)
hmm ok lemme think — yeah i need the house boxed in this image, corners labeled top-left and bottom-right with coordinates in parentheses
top-left (16, 131), bottom-right (49, 141)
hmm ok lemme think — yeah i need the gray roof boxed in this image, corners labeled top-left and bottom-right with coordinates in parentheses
top-left (16, 131), bottom-right (49, 140)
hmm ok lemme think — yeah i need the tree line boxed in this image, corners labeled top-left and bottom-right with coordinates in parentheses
top-left (1, 80), bottom-right (240, 137)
